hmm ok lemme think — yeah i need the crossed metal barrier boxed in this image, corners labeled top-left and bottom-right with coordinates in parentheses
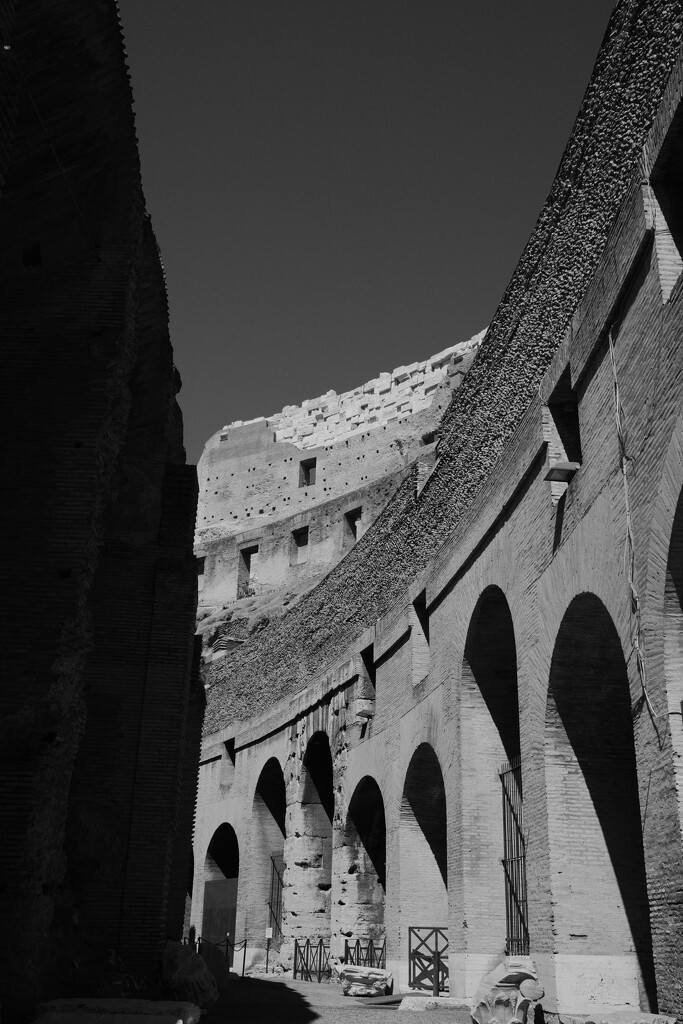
top-left (408, 926), bottom-right (449, 995)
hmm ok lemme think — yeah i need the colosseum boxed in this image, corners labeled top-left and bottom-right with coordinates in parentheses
top-left (192, 2), bottom-right (683, 1019)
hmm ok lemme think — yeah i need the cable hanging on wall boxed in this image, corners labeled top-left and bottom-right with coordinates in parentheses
top-left (608, 327), bottom-right (661, 740)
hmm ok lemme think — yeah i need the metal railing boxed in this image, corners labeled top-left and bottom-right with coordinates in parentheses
top-left (269, 855), bottom-right (284, 941)
top-left (343, 937), bottom-right (386, 969)
top-left (500, 756), bottom-right (530, 955)
top-left (408, 926), bottom-right (448, 995)
top-left (293, 937), bottom-right (331, 983)
top-left (182, 933), bottom-right (248, 982)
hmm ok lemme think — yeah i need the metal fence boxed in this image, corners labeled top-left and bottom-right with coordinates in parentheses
top-left (343, 937), bottom-right (386, 969)
top-left (293, 937), bottom-right (331, 983)
top-left (269, 855), bottom-right (284, 941)
top-left (408, 926), bottom-right (448, 994)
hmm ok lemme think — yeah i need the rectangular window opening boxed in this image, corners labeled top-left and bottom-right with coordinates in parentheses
top-left (299, 457), bottom-right (317, 487)
top-left (343, 506), bottom-right (363, 548)
top-left (545, 367), bottom-right (582, 505)
top-left (237, 544), bottom-right (259, 598)
top-left (411, 591), bottom-right (430, 687)
top-left (290, 526), bottom-right (309, 565)
top-left (360, 643), bottom-right (376, 692)
top-left (547, 367), bottom-right (582, 464)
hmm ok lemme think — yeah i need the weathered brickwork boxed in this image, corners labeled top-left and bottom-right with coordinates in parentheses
top-left (196, 3), bottom-right (683, 1017)
top-left (0, 3), bottom-right (201, 1017)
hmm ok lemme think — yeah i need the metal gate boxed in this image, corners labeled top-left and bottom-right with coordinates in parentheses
top-left (499, 756), bottom-right (530, 955)
top-left (293, 938), bottom-right (331, 982)
top-left (268, 854), bottom-right (284, 941)
top-left (344, 937), bottom-right (386, 969)
top-left (408, 927), bottom-right (448, 992)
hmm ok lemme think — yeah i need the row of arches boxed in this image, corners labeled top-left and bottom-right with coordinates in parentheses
top-left (198, 586), bottom-right (658, 1009)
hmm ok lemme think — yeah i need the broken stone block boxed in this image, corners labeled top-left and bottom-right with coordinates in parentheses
top-left (471, 957), bottom-right (544, 1024)
top-left (332, 961), bottom-right (392, 996)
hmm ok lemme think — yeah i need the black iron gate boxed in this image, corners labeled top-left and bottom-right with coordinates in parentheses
top-left (344, 937), bottom-right (386, 968)
top-left (268, 854), bottom-right (284, 941)
top-left (499, 756), bottom-right (530, 955)
top-left (293, 938), bottom-right (331, 982)
top-left (408, 927), bottom-right (448, 992)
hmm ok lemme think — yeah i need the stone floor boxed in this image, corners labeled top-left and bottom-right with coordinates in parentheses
top-left (203, 975), bottom-right (462, 1023)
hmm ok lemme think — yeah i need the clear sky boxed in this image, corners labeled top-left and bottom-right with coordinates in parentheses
top-left (117, 0), bottom-right (617, 464)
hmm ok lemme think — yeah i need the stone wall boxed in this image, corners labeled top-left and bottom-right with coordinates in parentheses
top-left (0, 2), bottom-right (200, 1016)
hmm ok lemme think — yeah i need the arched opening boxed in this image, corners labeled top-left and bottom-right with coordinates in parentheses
top-left (545, 594), bottom-right (656, 1012)
top-left (202, 823), bottom-right (239, 945)
top-left (665, 488), bottom-right (683, 839)
top-left (246, 758), bottom-right (286, 957)
top-left (335, 776), bottom-right (386, 956)
top-left (284, 731), bottom-right (334, 945)
top-left (399, 743), bottom-right (447, 986)
top-left (184, 846), bottom-right (194, 936)
top-left (461, 586), bottom-right (521, 957)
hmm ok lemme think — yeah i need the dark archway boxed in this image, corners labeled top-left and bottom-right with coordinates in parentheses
top-left (545, 593), bottom-right (656, 1011)
top-left (202, 823), bottom-right (239, 945)
top-left (284, 731), bottom-right (335, 945)
top-left (399, 742), bottom-right (447, 979)
top-left (246, 758), bottom-right (286, 956)
top-left (335, 776), bottom-right (386, 950)
top-left (461, 585), bottom-right (521, 956)
top-left (463, 586), bottom-right (520, 761)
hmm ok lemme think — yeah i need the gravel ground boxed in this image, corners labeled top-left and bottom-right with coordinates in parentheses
top-left (203, 974), bottom-right (462, 1024)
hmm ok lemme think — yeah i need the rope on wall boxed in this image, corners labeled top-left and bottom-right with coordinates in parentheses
top-left (608, 327), bottom-right (661, 737)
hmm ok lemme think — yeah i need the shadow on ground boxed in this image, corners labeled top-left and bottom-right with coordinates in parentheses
top-left (205, 977), bottom-right (319, 1024)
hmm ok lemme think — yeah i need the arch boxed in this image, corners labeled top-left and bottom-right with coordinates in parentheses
top-left (245, 757), bottom-right (286, 956)
top-left (664, 487), bottom-right (683, 840)
top-left (545, 593), bottom-right (656, 1011)
top-left (283, 731), bottom-right (335, 945)
top-left (335, 776), bottom-right (386, 950)
top-left (461, 585), bottom-right (520, 957)
top-left (202, 822), bottom-right (239, 945)
top-left (399, 742), bottom-right (447, 975)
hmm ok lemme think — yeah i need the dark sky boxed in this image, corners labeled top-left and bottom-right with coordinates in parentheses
top-left (117, 0), bottom-right (616, 464)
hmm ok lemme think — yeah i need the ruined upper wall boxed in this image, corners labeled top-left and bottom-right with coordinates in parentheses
top-left (220, 336), bottom-right (482, 451)
top-left (196, 334), bottom-right (481, 641)
top-left (204, 0), bottom-right (683, 732)
top-left (196, 333), bottom-right (481, 542)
